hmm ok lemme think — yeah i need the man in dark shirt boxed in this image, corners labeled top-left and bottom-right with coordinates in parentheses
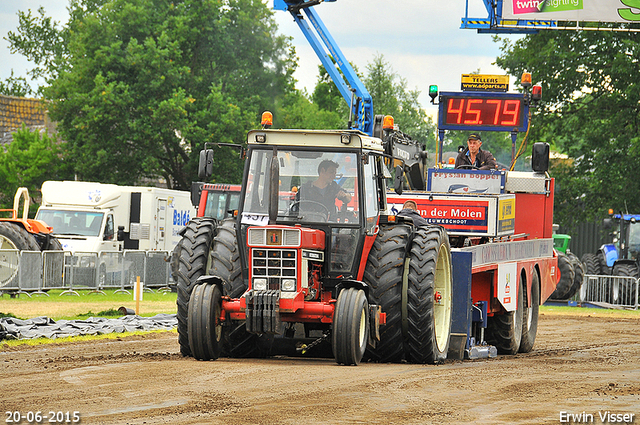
top-left (397, 200), bottom-right (427, 227)
top-left (455, 133), bottom-right (497, 170)
top-left (299, 159), bottom-right (351, 219)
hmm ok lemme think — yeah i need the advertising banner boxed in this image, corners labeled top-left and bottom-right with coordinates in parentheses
top-left (503, 0), bottom-right (640, 23)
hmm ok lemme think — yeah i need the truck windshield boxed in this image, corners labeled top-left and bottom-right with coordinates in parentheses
top-left (36, 210), bottom-right (104, 237)
top-left (241, 149), bottom-right (360, 225)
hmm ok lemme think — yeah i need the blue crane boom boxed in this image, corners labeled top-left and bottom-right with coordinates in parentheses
top-left (274, 0), bottom-right (374, 135)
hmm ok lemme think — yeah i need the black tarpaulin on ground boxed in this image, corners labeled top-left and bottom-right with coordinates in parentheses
top-left (0, 314), bottom-right (177, 341)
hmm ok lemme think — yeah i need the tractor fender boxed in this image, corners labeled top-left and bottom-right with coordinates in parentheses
top-left (601, 244), bottom-right (618, 268)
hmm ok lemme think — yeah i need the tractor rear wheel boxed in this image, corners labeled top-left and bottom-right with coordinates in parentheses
top-left (519, 271), bottom-right (540, 353)
top-left (362, 224), bottom-right (411, 363)
top-left (0, 222), bottom-right (40, 289)
top-left (581, 253), bottom-right (600, 275)
top-left (188, 283), bottom-right (223, 360)
top-left (174, 218), bottom-right (217, 356)
top-left (404, 226), bottom-right (452, 364)
top-left (486, 274), bottom-right (524, 355)
top-left (332, 288), bottom-right (369, 365)
top-left (550, 252), bottom-right (575, 300)
top-left (611, 263), bottom-right (639, 306)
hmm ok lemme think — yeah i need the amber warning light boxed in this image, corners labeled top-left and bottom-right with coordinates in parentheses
top-left (261, 111), bottom-right (273, 128)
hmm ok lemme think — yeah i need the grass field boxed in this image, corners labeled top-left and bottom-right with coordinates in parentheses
top-left (0, 289), bottom-right (177, 320)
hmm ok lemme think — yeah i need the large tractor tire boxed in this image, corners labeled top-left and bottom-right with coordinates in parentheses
top-left (188, 283), bottom-right (224, 360)
top-left (486, 273), bottom-right (524, 355)
top-left (581, 253), bottom-right (600, 275)
top-left (611, 262), bottom-right (639, 306)
top-left (519, 271), bottom-right (540, 353)
top-left (549, 252), bottom-right (575, 300)
top-left (209, 219), bottom-right (270, 358)
top-left (174, 218), bottom-right (217, 357)
top-left (596, 251), bottom-right (610, 275)
top-left (404, 225), bottom-right (453, 364)
top-left (362, 224), bottom-right (411, 363)
top-left (0, 222), bottom-right (41, 289)
top-left (566, 252), bottom-right (585, 300)
top-left (332, 287), bottom-right (369, 365)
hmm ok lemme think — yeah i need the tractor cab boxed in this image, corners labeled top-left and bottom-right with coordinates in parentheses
top-left (237, 129), bottom-right (393, 285)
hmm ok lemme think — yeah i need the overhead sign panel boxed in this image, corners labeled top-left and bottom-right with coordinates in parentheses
top-left (503, 0), bottom-right (640, 23)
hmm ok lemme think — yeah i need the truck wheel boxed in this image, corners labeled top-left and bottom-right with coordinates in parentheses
top-left (581, 253), bottom-right (600, 275)
top-left (566, 252), bottom-right (584, 300)
top-left (486, 274), bottom-right (524, 355)
top-left (174, 218), bottom-right (217, 357)
top-left (332, 287), bottom-right (369, 365)
top-left (188, 283), bottom-right (223, 361)
top-left (611, 263), bottom-right (638, 305)
top-left (0, 222), bottom-right (40, 289)
top-left (519, 271), bottom-right (540, 353)
top-left (404, 226), bottom-right (452, 364)
top-left (211, 219), bottom-right (270, 358)
top-left (550, 252), bottom-right (575, 300)
top-left (362, 224), bottom-right (411, 363)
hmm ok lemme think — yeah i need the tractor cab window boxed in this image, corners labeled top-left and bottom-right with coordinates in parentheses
top-left (241, 149), bottom-right (360, 225)
top-left (627, 221), bottom-right (640, 259)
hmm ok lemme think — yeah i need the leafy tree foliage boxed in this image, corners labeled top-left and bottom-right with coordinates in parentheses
top-left (3, 6), bottom-right (69, 96)
top-left (0, 71), bottom-right (33, 97)
top-left (496, 30), bottom-right (640, 228)
top-left (8, 0), bottom-right (296, 189)
top-left (0, 125), bottom-right (73, 209)
top-left (364, 55), bottom-right (437, 150)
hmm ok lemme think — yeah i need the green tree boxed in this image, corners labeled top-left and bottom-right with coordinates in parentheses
top-left (8, 0), bottom-right (296, 189)
top-left (496, 30), bottom-right (640, 228)
top-left (364, 55), bottom-right (437, 151)
top-left (0, 125), bottom-right (73, 209)
top-left (3, 6), bottom-right (70, 96)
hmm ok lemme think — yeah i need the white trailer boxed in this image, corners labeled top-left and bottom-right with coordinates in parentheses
top-left (36, 181), bottom-right (195, 254)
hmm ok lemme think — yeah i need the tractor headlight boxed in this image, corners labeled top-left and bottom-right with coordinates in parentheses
top-left (281, 279), bottom-right (296, 292)
top-left (253, 278), bottom-right (267, 291)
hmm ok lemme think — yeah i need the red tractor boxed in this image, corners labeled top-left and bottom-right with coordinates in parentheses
top-left (175, 128), bottom-right (454, 365)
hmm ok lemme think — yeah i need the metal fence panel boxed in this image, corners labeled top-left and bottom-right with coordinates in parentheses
top-left (18, 251), bottom-right (42, 291)
top-left (43, 251), bottom-right (65, 289)
top-left (580, 275), bottom-right (639, 309)
top-left (145, 251), bottom-right (170, 288)
top-left (97, 251), bottom-right (124, 289)
top-left (0, 249), bottom-right (20, 291)
top-left (64, 252), bottom-right (99, 289)
top-left (123, 250), bottom-right (146, 287)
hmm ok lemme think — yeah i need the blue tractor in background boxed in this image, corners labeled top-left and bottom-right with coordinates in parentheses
top-left (581, 211), bottom-right (640, 304)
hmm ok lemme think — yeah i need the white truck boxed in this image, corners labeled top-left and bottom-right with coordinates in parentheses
top-left (35, 181), bottom-right (195, 253)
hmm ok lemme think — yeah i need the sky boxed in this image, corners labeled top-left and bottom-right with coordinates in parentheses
top-left (0, 1), bottom-right (518, 117)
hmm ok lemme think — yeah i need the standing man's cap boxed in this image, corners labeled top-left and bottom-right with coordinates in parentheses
top-left (468, 133), bottom-right (481, 141)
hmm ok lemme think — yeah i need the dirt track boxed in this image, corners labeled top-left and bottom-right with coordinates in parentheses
top-left (1, 311), bottom-right (639, 425)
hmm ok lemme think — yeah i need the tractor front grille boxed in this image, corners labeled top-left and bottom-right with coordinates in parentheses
top-left (252, 248), bottom-right (297, 290)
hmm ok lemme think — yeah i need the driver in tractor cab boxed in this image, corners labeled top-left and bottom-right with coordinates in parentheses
top-left (455, 133), bottom-right (497, 170)
top-left (298, 159), bottom-right (352, 219)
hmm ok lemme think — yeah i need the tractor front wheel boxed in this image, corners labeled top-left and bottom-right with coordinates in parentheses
top-left (332, 288), bottom-right (369, 365)
top-left (188, 283), bottom-right (223, 361)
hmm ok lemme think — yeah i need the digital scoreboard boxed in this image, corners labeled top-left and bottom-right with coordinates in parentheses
top-left (437, 92), bottom-right (529, 132)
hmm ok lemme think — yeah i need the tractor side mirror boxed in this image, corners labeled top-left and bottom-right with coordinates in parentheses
top-left (198, 149), bottom-right (214, 180)
top-left (603, 218), bottom-right (612, 230)
top-left (394, 165), bottom-right (403, 195)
